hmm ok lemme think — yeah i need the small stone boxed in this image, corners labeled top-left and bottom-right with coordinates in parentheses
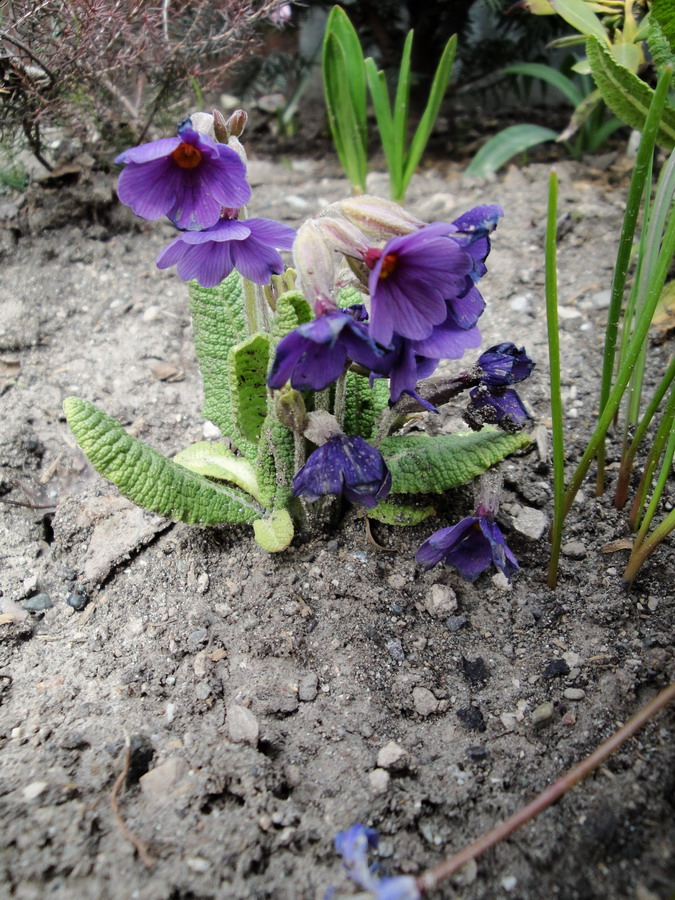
top-left (23, 781), bottom-right (48, 801)
top-left (531, 701), bottom-right (555, 726)
top-left (591, 289), bottom-right (611, 309)
top-left (457, 707), bottom-right (486, 732)
top-left (509, 294), bottom-right (531, 313)
top-left (194, 682), bottom-right (211, 701)
top-left (562, 711), bottom-right (576, 726)
top-left (227, 704), bottom-right (259, 744)
top-left (466, 746), bottom-right (491, 762)
top-left (298, 672), bottom-right (318, 702)
top-left (564, 688), bottom-right (586, 701)
top-left (413, 686), bottom-right (439, 717)
top-left (424, 583), bottom-right (457, 617)
top-left (377, 740), bottom-right (406, 769)
top-left (543, 659), bottom-right (570, 678)
top-left (562, 541), bottom-right (587, 560)
top-left (66, 592), bottom-right (87, 610)
top-left (491, 571), bottom-right (512, 591)
top-left (502, 875), bottom-right (518, 892)
top-left (513, 507), bottom-right (547, 540)
top-left (203, 420), bottom-right (221, 439)
top-left (445, 615), bottom-right (468, 633)
top-left (386, 639), bottom-right (405, 661)
top-left (368, 768), bottom-right (390, 794)
top-left (196, 573), bottom-right (209, 594)
top-left (139, 758), bottom-right (187, 800)
top-left (387, 574), bottom-right (406, 590)
top-left (187, 629), bottom-right (208, 651)
top-left (647, 597), bottom-right (659, 612)
top-left (461, 656), bottom-right (490, 685)
top-left (186, 857), bottom-right (210, 873)
top-left (22, 593), bottom-right (53, 612)
top-left (142, 305), bottom-right (162, 323)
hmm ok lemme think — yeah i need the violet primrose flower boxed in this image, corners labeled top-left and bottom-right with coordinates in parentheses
top-left (333, 824), bottom-right (421, 900)
top-left (416, 514), bottom-right (518, 581)
top-left (115, 118), bottom-right (251, 230)
top-left (157, 217), bottom-right (296, 287)
top-left (268, 309), bottom-right (388, 392)
top-left (293, 435), bottom-right (391, 508)
top-left (476, 343), bottom-right (535, 387)
top-left (467, 385), bottom-right (531, 430)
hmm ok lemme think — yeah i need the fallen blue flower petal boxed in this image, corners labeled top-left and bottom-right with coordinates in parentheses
top-left (293, 436), bottom-right (391, 509)
top-left (477, 343), bottom-right (535, 387)
top-left (416, 514), bottom-right (519, 581)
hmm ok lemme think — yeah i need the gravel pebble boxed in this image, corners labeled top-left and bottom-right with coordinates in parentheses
top-left (564, 688), bottom-right (586, 701)
top-left (387, 574), bottom-right (406, 590)
top-left (377, 740), bottom-right (406, 769)
top-left (298, 672), bottom-right (318, 702)
top-left (226, 704), bottom-right (259, 744)
top-left (513, 506), bottom-right (548, 540)
top-left (562, 541), bottom-right (587, 560)
top-left (386, 638), bottom-right (405, 661)
top-left (368, 768), bottom-right (390, 794)
top-left (424, 583), bottom-right (457, 617)
top-left (531, 701), bottom-right (555, 726)
top-left (22, 593), bottom-right (53, 612)
top-left (413, 686), bottom-right (439, 717)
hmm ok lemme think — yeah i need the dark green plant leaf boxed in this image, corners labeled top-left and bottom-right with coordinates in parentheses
top-left (64, 397), bottom-right (261, 525)
top-left (379, 428), bottom-right (531, 494)
top-left (501, 62), bottom-right (584, 107)
top-left (367, 499), bottom-right (436, 526)
top-left (229, 333), bottom-right (271, 445)
top-left (465, 124), bottom-right (559, 177)
top-left (651, 0), bottom-right (675, 55)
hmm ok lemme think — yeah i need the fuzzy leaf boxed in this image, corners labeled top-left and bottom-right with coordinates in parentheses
top-left (648, 17), bottom-right (675, 73)
top-left (379, 428), bottom-right (531, 494)
top-left (173, 442), bottom-right (263, 502)
top-left (64, 397), bottom-right (261, 525)
top-left (586, 36), bottom-right (675, 149)
top-left (652, 0), bottom-right (675, 55)
top-left (253, 508), bottom-right (294, 552)
top-left (229, 333), bottom-right (271, 445)
top-left (188, 272), bottom-right (248, 446)
top-left (344, 371), bottom-right (390, 441)
top-left (367, 499), bottom-right (436, 526)
top-left (272, 290), bottom-right (313, 343)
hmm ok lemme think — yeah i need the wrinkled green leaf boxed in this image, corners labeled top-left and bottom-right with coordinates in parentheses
top-left (586, 36), bottom-right (675, 149)
top-left (64, 397), bottom-right (261, 525)
top-left (367, 499), bottom-right (436, 526)
top-left (652, 0), bottom-right (675, 55)
top-left (344, 371), bottom-right (390, 441)
top-left (253, 508), bottom-right (294, 552)
top-left (272, 290), bottom-right (313, 343)
top-left (466, 124), bottom-right (559, 177)
top-left (229, 333), bottom-right (271, 445)
top-left (173, 442), bottom-right (263, 502)
top-left (379, 428), bottom-right (531, 494)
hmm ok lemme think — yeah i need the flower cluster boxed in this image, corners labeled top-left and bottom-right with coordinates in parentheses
top-left (115, 114), bottom-right (295, 286)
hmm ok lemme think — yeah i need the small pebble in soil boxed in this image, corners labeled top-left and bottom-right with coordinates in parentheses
top-left (23, 781), bottom-right (48, 801)
top-left (226, 704), bottom-right (259, 744)
top-left (22, 593), bottom-right (53, 612)
top-left (562, 540), bottom-right (587, 560)
top-left (413, 686), bottom-right (440, 717)
top-left (564, 687), bottom-right (586, 700)
top-left (377, 741), bottom-right (406, 770)
top-left (424, 583), bottom-right (458, 617)
top-left (461, 656), bottom-right (491, 685)
top-left (186, 857), bottom-right (210, 873)
top-left (445, 615), bottom-right (468, 632)
top-left (466, 746), bottom-right (491, 762)
top-left (386, 639), bottom-right (405, 661)
top-left (65, 592), bottom-right (87, 610)
top-left (531, 701), bottom-right (555, 726)
top-left (187, 629), bottom-right (208, 651)
top-left (456, 706), bottom-right (486, 732)
top-left (368, 768), bottom-right (390, 794)
top-left (387, 574), bottom-right (406, 590)
top-left (544, 659), bottom-right (571, 678)
top-left (298, 672), bottom-right (318, 702)
top-left (513, 506), bottom-right (548, 540)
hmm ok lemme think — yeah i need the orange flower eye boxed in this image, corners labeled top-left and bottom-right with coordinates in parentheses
top-left (170, 142), bottom-right (202, 169)
top-left (378, 252), bottom-right (398, 279)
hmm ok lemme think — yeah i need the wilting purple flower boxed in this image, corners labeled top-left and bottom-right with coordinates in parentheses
top-left (293, 435), bottom-right (391, 508)
top-left (332, 824), bottom-right (421, 900)
top-left (416, 514), bottom-right (518, 581)
top-left (268, 308), bottom-right (387, 392)
top-left (466, 384), bottom-right (531, 431)
top-left (477, 342), bottom-right (535, 387)
top-left (156, 217), bottom-right (296, 287)
top-left (115, 118), bottom-right (251, 230)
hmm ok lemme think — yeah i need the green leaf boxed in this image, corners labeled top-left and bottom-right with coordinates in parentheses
top-left (64, 397), bottom-right (261, 525)
top-left (229, 333), bottom-right (271, 445)
top-left (173, 442), bottom-right (263, 502)
top-left (272, 290), bottom-right (312, 343)
top-left (648, 16), bottom-right (675, 74)
top-left (652, 0), bottom-right (675, 55)
top-left (465, 124), bottom-right (559, 177)
top-left (392, 30), bottom-right (414, 189)
top-left (501, 62), bottom-right (584, 106)
top-left (609, 41), bottom-right (641, 74)
top-left (344, 371), bottom-right (390, 441)
top-left (365, 57), bottom-right (396, 185)
top-left (402, 34), bottom-right (457, 197)
top-left (188, 272), bottom-right (250, 451)
top-left (367, 499), bottom-right (436, 526)
top-left (253, 508), bottom-right (294, 552)
top-left (586, 36), bottom-right (675, 149)
top-left (379, 428), bottom-right (531, 494)
top-left (549, 0), bottom-right (609, 42)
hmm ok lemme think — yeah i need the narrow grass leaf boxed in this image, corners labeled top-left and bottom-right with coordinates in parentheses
top-left (466, 124), bottom-right (559, 178)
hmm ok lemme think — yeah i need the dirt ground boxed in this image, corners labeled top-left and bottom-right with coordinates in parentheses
top-left (0, 149), bottom-right (673, 900)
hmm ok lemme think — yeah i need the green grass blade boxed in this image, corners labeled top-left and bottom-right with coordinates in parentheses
top-left (365, 57), bottom-right (396, 174)
top-left (465, 124), bottom-right (559, 178)
top-left (391, 30), bottom-right (414, 195)
top-left (501, 62), bottom-right (584, 107)
top-left (402, 34), bottom-right (457, 197)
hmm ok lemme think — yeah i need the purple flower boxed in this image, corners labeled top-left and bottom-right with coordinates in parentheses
top-left (416, 514), bottom-right (518, 581)
top-left (466, 384), bottom-right (531, 431)
top-left (332, 824), bottom-right (421, 900)
top-left (156, 217), bottom-right (296, 287)
top-left (268, 309), bottom-right (388, 392)
top-left (115, 118), bottom-right (251, 230)
top-left (477, 343), bottom-right (535, 387)
top-left (293, 435), bottom-right (391, 509)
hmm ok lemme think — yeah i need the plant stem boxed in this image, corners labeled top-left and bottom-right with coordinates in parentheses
top-left (416, 682), bottom-right (675, 895)
top-left (594, 65), bottom-right (673, 493)
top-left (545, 170), bottom-right (566, 589)
top-left (627, 385), bottom-right (675, 535)
top-left (624, 508), bottom-right (675, 584)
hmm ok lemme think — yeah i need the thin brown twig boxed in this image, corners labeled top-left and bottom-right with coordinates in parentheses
top-left (417, 682), bottom-right (675, 894)
top-left (110, 735), bottom-right (156, 869)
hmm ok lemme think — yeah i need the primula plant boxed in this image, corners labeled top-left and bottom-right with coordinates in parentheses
top-left (63, 109), bottom-right (533, 570)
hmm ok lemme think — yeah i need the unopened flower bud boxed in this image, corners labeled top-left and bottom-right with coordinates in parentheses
top-left (275, 387), bottom-right (307, 433)
top-left (188, 111), bottom-right (216, 140)
top-left (212, 109), bottom-right (229, 143)
top-left (293, 220), bottom-right (339, 316)
top-left (338, 195), bottom-right (425, 240)
top-left (316, 215), bottom-right (370, 259)
top-left (226, 109), bottom-right (248, 138)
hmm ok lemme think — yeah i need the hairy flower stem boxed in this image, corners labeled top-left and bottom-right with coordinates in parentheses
top-left (595, 66), bottom-right (673, 493)
top-left (333, 371), bottom-right (348, 429)
top-left (545, 170), bottom-right (566, 589)
top-left (614, 355), bottom-right (675, 509)
top-left (416, 682), bottom-right (675, 895)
